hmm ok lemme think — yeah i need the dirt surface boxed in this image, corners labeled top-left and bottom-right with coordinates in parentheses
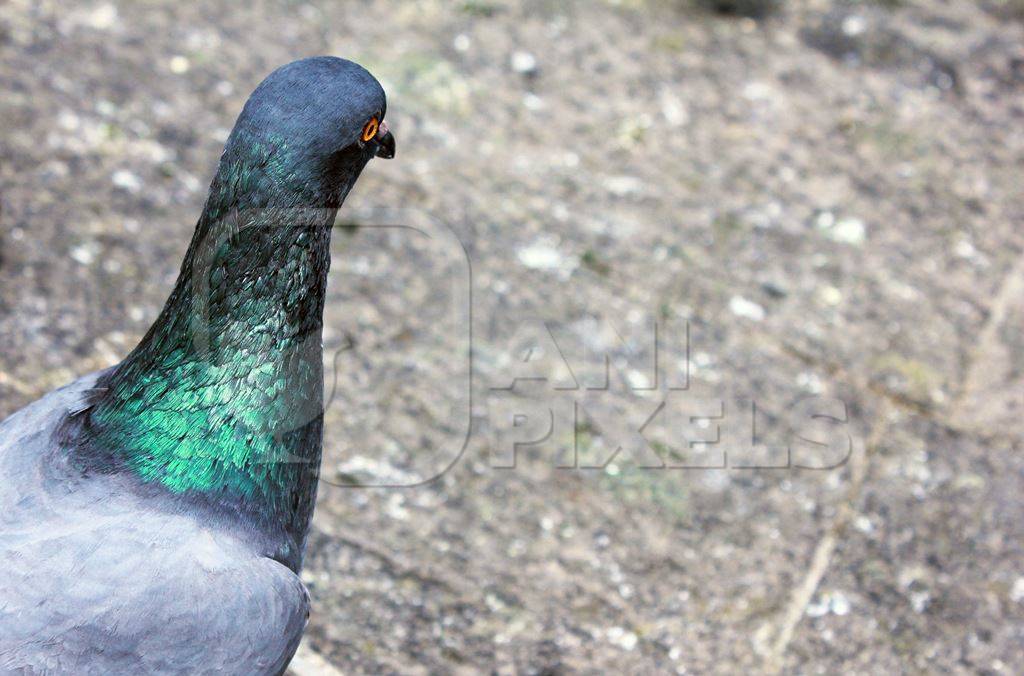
top-left (2, 0), bottom-right (1023, 673)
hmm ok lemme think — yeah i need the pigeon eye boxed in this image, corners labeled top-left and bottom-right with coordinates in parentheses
top-left (361, 117), bottom-right (379, 143)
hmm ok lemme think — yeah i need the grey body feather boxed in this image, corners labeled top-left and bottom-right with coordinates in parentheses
top-left (0, 373), bottom-right (310, 675)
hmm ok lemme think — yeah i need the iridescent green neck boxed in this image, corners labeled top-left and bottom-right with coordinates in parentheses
top-left (81, 133), bottom-right (363, 541)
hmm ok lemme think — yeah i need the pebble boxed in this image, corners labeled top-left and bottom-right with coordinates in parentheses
top-left (522, 93), bottom-right (546, 112)
top-left (953, 238), bottom-right (978, 260)
top-left (761, 281), bottom-right (788, 299)
top-left (607, 626), bottom-right (638, 651)
top-left (742, 81), bottom-right (773, 102)
top-left (603, 175), bottom-right (644, 197)
top-left (831, 217), bottom-right (866, 245)
top-left (84, 4), bottom-right (118, 30)
top-left (909, 590), bottom-right (931, 614)
top-left (660, 89), bottom-right (690, 127)
top-left (819, 286), bottom-right (843, 306)
top-left (853, 514), bottom-right (874, 533)
top-left (69, 243), bottom-right (97, 265)
top-left (817, 211), bottom-right (866, 246)
top-left (842, 15), bottom-right (867, 37)
top-left (57, 110), bottom-right (80, 132)
top-left (510, 51), bottom-right (539, 76)
top-left (806, 590), bottom-right (851, 618)
top-left (796, 371), bottom-right (824, 394)
top-left (1011, 577), bottom-right (1024, 603)
top-left (95, 100), bottom-right (117, 117)
top-left (112, 169), bottom-right (142, 193)
top-left (453, 34), bottom-right (471, 52)
top-left (729, 295), bottom-right (766, 321)
top-left (384, 493), bottom-right (409, 521)
top-left (830, 592), bottom-right (851, 616)
top-left (168, 55), bottom-right (191, 74)
top-left (517, 239), bottom-right (575, 277)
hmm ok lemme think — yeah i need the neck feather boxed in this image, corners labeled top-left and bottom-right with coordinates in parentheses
top-left (76, 134), bottom-right (359, 550)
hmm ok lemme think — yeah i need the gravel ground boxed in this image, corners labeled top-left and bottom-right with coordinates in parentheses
top-left (1, 0), bottom-right (1023, 673)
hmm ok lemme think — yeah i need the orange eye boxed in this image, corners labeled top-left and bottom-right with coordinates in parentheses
top-left (361, 117), bottom-right (379, 143)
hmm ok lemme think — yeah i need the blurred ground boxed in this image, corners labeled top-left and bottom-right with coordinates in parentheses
top-left (2, 0), bottom-right (1023, 673)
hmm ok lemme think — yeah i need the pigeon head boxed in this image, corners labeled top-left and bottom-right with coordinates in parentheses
top-left (223, 56), bottom-right (395, 206)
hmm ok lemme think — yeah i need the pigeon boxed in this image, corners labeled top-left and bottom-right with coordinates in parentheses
top-left (0, 56), bottom-right (395, 674)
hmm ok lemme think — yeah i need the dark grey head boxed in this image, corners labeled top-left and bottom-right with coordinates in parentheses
top-left (222, 56), bottom-right (395, 206)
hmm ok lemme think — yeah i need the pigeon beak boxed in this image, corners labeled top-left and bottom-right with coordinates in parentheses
top-left (374, 120), bottom-right (395, 159)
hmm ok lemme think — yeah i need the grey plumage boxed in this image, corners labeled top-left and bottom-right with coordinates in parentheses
top-left (0, 372), bottom-right (309, 675)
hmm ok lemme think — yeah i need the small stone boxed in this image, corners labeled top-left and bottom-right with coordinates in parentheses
top-left (453, 34), bottom-right (471, 52)
top-left (168, 55), bottom-right (191, 74)
top-left (522, 93), bottom-right (546, 112)
top-left (607, 626), bottom-right (638, 651)
top-left (808, 591), bottom-right (851, 617)
top-left (603, 175), bottom-right (644, 197)
top-left (742, 81), bottom-right (773, 101)
top-left (796, 371), bottom-right (824, 394)
top-left (660, 89), bottom-right (689, 127)
top-left (953, 238), bottom-right (977, 260)
top-left (510, 50), bottom-right (538, 76)
top-left (806, 597), bottom-right (829, 618)
top-left (95, 100), bottom-right (117, 117)
top-left (761, 281), bottom-right (788, 299)
top-left (384, 493), bottom-right (409, 520)
top-left (853, 515), bottom-right (874, 533)
top-left (627, 370), bottom-right (651, 390)
top-left (517, 239), bottom-right (575, 277)
top-left (819, 286), bottom-right (843, 306)
top-left (1011, 577), bottom-right (1024, 603)
top-left (909, 590), bottom-right (931, 614)
top-left (70, 243), bottom-right (97, 265)
top-left (841, 15), bottom-right (867, 37)
top-left (729, 296), bottom-right (765, 321)
top-left (57, 110), bottom-right (81, 132)
top-left (934, 71), bottom-right (954, 91)
top-left (112, 169), bottom-right (142, 193)
top-left (831, 217), bottom-right (866, 245)
top-left (85, 3), bottom-right (118, 30)
top-left (830, 592), bottom-right (851, 616)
